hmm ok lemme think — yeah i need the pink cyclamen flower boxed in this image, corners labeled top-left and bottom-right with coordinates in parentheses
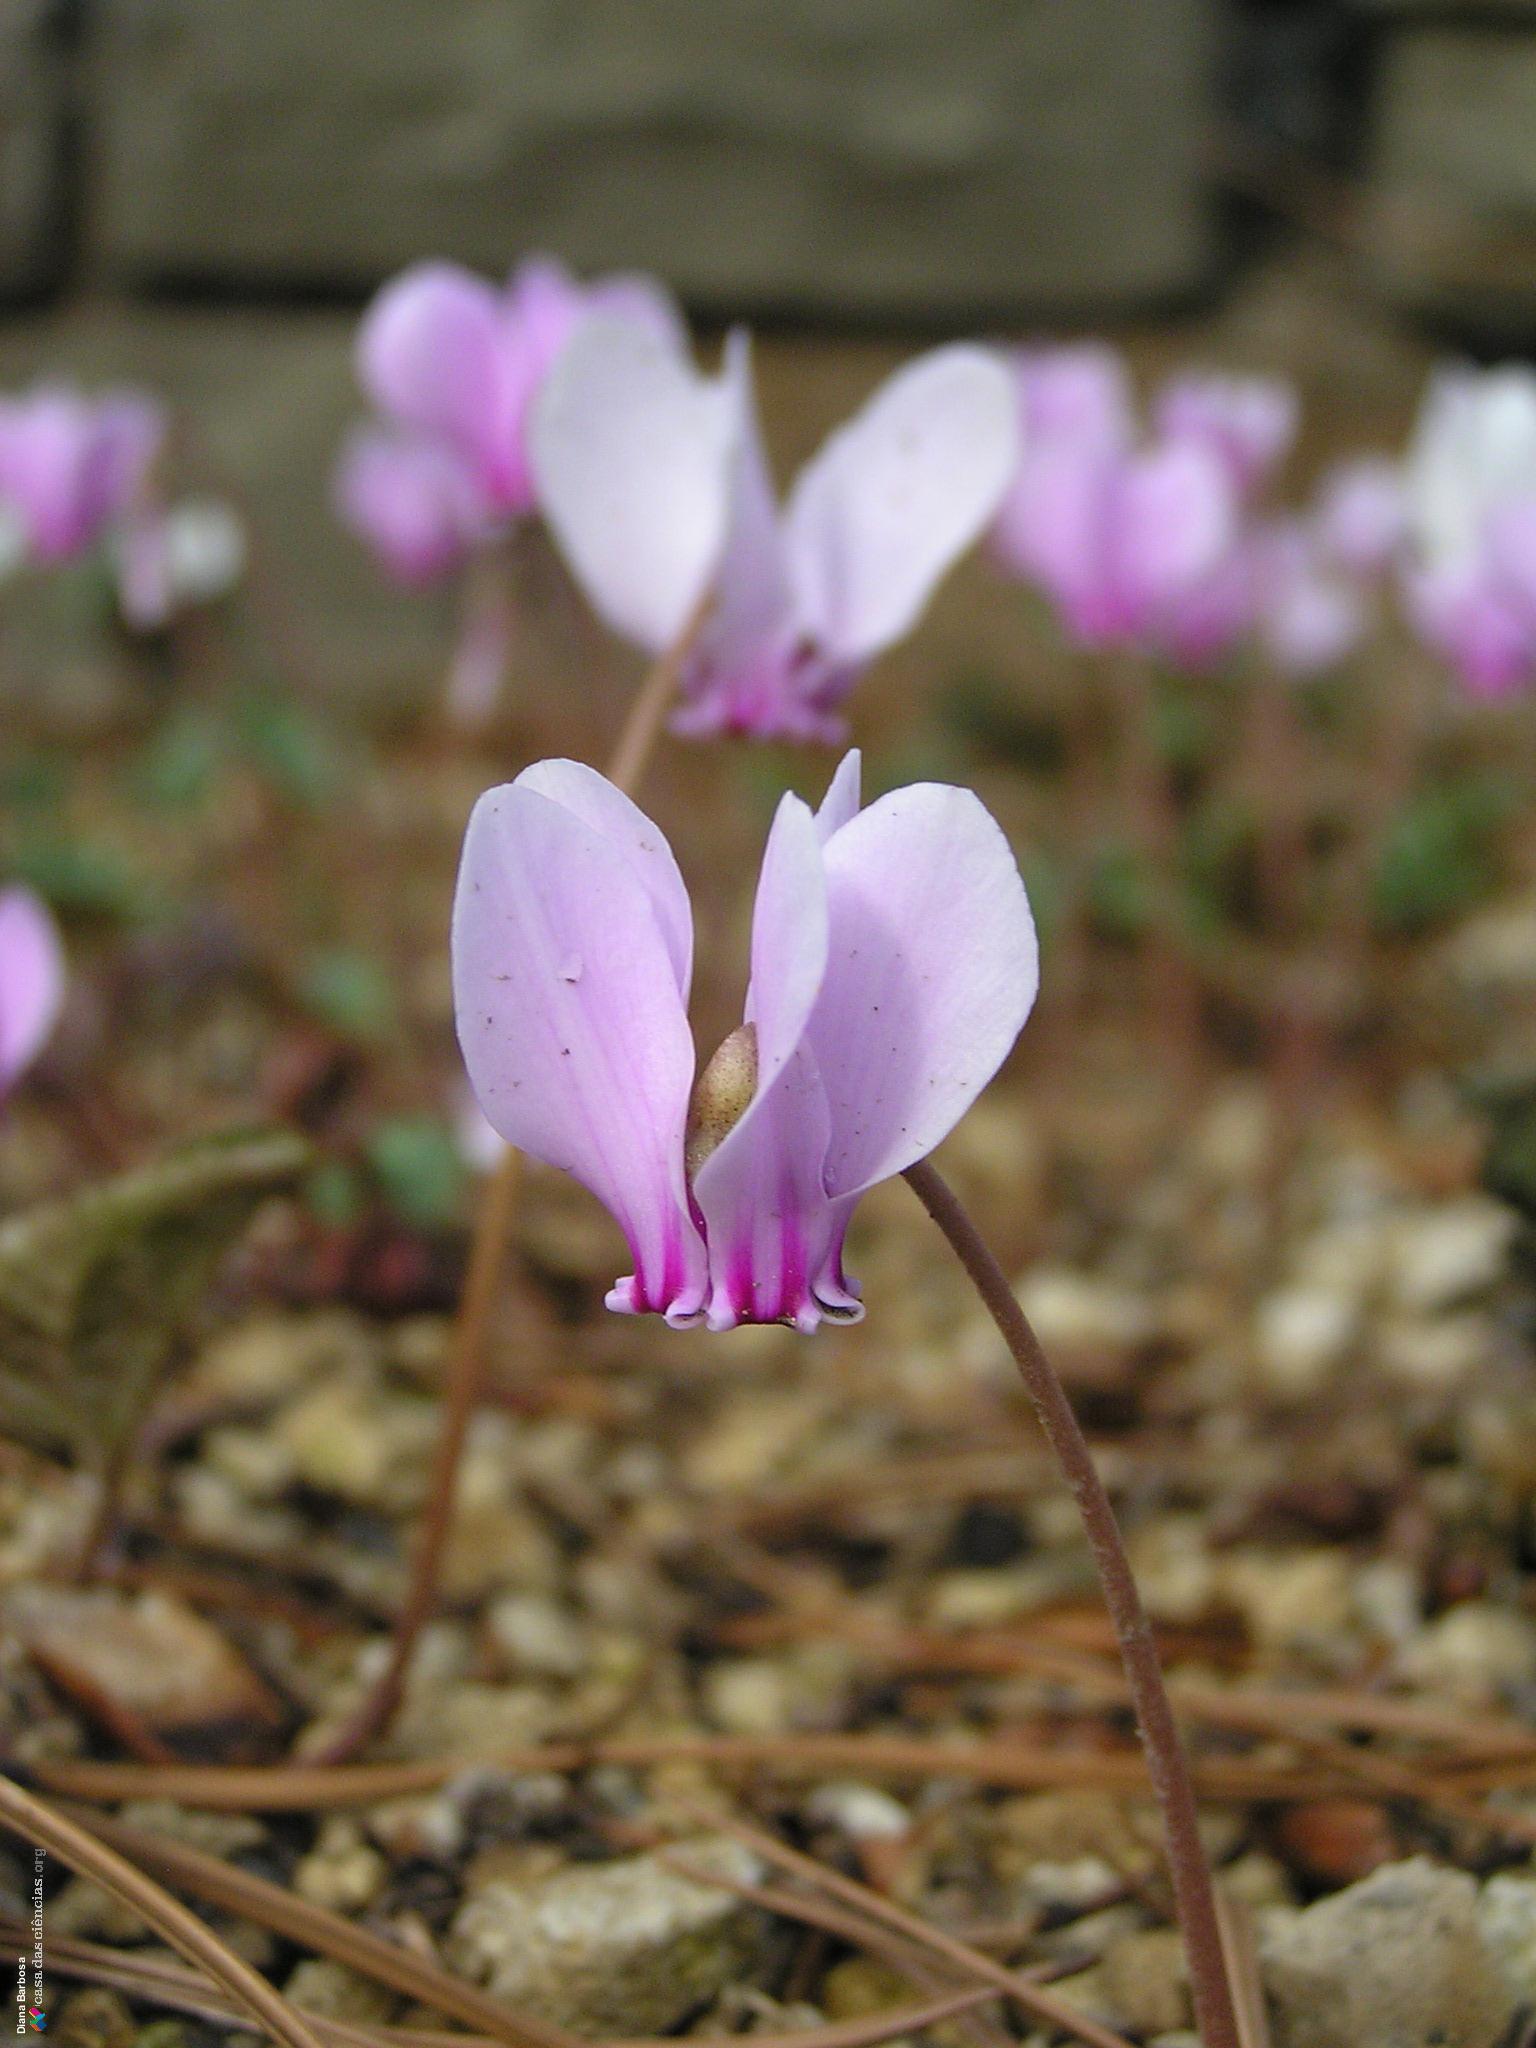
top-left (453, 752), bottom-right (1037, 1331)
top-left (995, 422), bottom-right (1249, 665)
top-left (1251, 518), bottom-right (1367, 679)
top-left (0, 887), bottom-right (63, 1098)
top-left (530, 321), bottom-right (1019, 742)
top-left (335, 427), bottom-right (495, 587)
top-left (1313, 457), bottom-right (1406, 580)
top-left (1153, 371), bottom-right (1298, 497)
top-left (0, 386), bottom-right (164, 566)
top-left (1013, 343), bottom-right (1133, 449)
top-left (1402, 364), bottom-right (1536, 697)
top-left (355, 254), bottom-right (683, 530)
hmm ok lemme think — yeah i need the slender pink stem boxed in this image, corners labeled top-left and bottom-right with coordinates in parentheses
top-left (903, 1159), bottom-right (1241, 2048)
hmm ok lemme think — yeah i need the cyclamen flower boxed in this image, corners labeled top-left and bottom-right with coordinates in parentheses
top-left (353, 254), bottom-right (682, 539)
top-left (0, 888), bottom-right (63, 1099)
top-left (1153, 371), bottom-right (1298, 497)
top-left (116, 497), bottom-right (247, 633)
top-left (530, 322), bottom-right (1019, 742)
top-left (334, 427), bottom-right (494, 588)
top-left (0, 386), bottom-right (163, 566)
top-left (994, 421), bottom-right (1248, 665)
top-left (1402, 364), bottom-right (1536, 698)
top-left (1314, 457), bottom-right (1405, 581)
top-left (453, 752), bottom-right (1037, 1331)
top-left (1250, 518), bottom-right (1367, 679)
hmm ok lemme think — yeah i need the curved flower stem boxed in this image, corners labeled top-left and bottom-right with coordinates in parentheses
top-left (902, 1158), bottom-right (1241, 2048)
top-left (0, 1771), bottom-right (326, 2048)
top-left (317, 620), bottom-right (699, 1765)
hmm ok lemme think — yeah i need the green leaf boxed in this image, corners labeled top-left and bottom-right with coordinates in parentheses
top-left (237, 695), bottom-right (339, 808)
top-left (0, 1128), bottom-right (311, 1468)
top-left (1087, 841), bottom-right (1152, 942)
top-left (298, 950), bottom-right (396, 1044)
top-left (10, 836), bottom-right (159, 922)
top-left (367, 1116), bottom-right (467, 1230)
top-left (303, 1158), bottom-right (365, 1229)
top-left (0, 754), bottom-right (69, 812)
top-left (1372, 775), bottom-right (1518, 937)
top-left (133, 711), bottom-right (225, 810)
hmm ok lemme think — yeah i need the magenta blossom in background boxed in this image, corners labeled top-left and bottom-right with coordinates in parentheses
top-left (1251, 518), bottom-right (1367, 679)
top-left (0, 887), bottom-right (63, 1100)
top-left (994, 418), bottom-right (1250, 666)
top-left (335, 427), bottom-right (494, 587)
top-left (354, 254), bottom-right (683, 533)
top-left (531, 321), bottom-right (1019, 741)
top-left (1153, 371), bottom-right (1298, 497)
top-left (453, 752), bottom-right (1037, 1331)
top-left (1314, 457), bottom-right (1406, 581)
top-left (0, 386), bottom-right (163, 567)
top-left (1013, 342), bottom-right (1133, 449)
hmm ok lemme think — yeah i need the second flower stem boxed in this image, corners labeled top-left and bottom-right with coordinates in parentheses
top-left (317, 626), bottom-right (697, 1765)
top-left (903, 1157), bottom-right (1241, 2048)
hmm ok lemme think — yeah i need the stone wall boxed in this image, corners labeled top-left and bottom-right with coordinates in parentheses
top-left (27, 0), bottom-right (1219, 318)
top-left (1356, 10), bottom-right (1536, 341)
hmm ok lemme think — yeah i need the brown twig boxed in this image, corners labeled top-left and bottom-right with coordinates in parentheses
top-left (0, 1774), bottom-right (325, 2048)
top-left (654, 1852), bottom-right (1013, 2048)
top-left (34, 1733), bottom-right (1375, 1813)
top-left (902, 1158), bottom-right (1241, 2048)
top-left (674, 1803), bottom-right (1139, 2048)
top-left (316, 612), bottom-right (699, 1764)
top-left (58, 1803), bottom-right (579, 2048)
top-left (6, 1917), bottom-right (1001, 2048)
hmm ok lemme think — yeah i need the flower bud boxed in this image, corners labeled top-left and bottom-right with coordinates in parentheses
top-left (685, 1023), bottom-right (758, 1179)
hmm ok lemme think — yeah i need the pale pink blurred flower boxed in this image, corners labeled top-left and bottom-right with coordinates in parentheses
top-left (1402, 364), bottom-right (1536, 696)
top-left (1314, 457), bottom-right (1406, 580)
top-left (1252, 519), bottom-right (1367, 679)
top-left (1153, 371), bottom-right (1298, 497)
top-left (354, 254), bottom-right (682, 529)
top-left (335, 428), bottom-right (493, 588)
top-left (0, 887), bottom-right (63, 1099)
top-left (0, 386), bottom-right (164, 566)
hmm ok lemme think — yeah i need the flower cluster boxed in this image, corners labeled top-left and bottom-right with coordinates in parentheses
top-left (988, 346), bottom-right (1401, 682)
top-left (337, 254), bottom-right (1018, 739)
top-left (0, 381), bottom-right (244, 630)
top-left (335, 256), bottom-right (682, 588)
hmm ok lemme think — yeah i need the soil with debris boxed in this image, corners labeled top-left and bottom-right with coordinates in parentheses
top-left (4, 261), bottom-right (1536, 2048)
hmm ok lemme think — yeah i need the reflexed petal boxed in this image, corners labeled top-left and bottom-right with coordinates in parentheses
top-left (809, 784), bottom-right (1038, 1198)
top-left (0, 887), bottom-right (63, 1093)
top-left (452, 781), bottom-right (706, 1319)
top-left (814, 750), bottom-right (863, 843)
top-left (514, 759), bottom-right (693, 996)
top-left (357, 263), bottom-right (509, 470)
top-left (785, 345), bottom-right (1019, 661)
top-left (530, 318), bottom-right (733, 654)
top-left (693, 795), bottom-right (849, 1329)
